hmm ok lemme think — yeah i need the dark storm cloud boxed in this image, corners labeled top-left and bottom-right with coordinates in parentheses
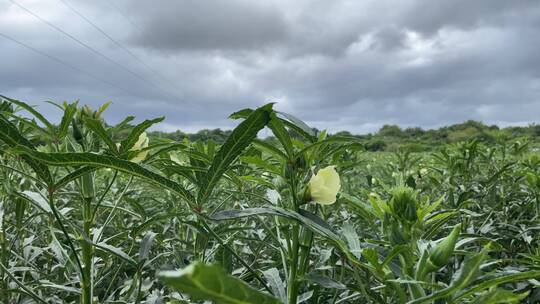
top-left (128, 0), bottom-right (289, 51)
top-left (1, 0), bottom-right (540, 133)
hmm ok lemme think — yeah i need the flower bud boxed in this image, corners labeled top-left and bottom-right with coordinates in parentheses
top-left (308, 166), bottom-right (341, 205)
top-left (429, 224), bottom-right (461, 268)
top-left (389, 186), bottom-right (418, 222)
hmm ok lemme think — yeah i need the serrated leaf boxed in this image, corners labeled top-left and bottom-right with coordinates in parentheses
top-left (83, 118), bottom-right (118, 153)
top-left (454, 271), bottom-right (540, 301)
top-left (197, 104), bottom-right (273, 204)
top-left (262, 268), bottom-right (286, 303)
top-left (0, 116), bottom-right (52, 184)
top-left (471, 288), bottom-right (529, 304)
top-left (120, 117), bottom-right (164, 153)
top-left (342, 224), bottom-right (362, 259)
top-left (54, 166), bottom-right (97, 190)
top-left (57, 102), bottom-right (77, 140)
top-left (303, 274), bottom-right (346, 289)
top-left (209, 206), bottom-right (357, 263)
top-left (17, 190), bottom-right (51, 214)
top-left (139, 231), bottom-right (157, 263)
top-left (407, 250), bottom-right (487, 304)
top-left (14, 147), bottom-right (193, 202)
top-left (211, 206), bottom-right (340, 241)
top-left (1, 95), bottom-right (54, 131)
top-left (276, 111), bottom-right (316, 141)
top-left (267, 113), bottom-right (294, 158)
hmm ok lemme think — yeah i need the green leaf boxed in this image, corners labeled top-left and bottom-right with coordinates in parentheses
top-left (17, 190), bottom-right (51, 214)
top-left (159, 262), bottom-right (281, 304)
top-left (228, 108), bottom-right (253, 119)
top-left (240, 155), bottom-right (281, 175)
top-left (119, 117), bottom-right (164, 153)
top-left (303, 274), bottom-right (346, 290)
top-left (211, 207), bottom-right (339, 240)
top-left (139, 231), bottom-right (157, 263)
top-left (342, 224), bottom-right (362, 259)
top-left (407, 250), bottom-right (487, 304)
top-left (57, 102), bottom-right (77, 140)
top-left (197, 104), bottom-right (273, 204)
top-left (53, 166), bottom-right (97, 190)
top-left (276, 111), bottom-right (317, 142)
top-left (471, 288), bottom-right (529, 304)
top-left (210, 206), bottom-right (356, 260)
top-left (0, 115), bottom-right (52, 184)
top-left (262, 268), bottom-right (286, 303)
top-left (83, 118), bottom-right (118, 153)
top-left (111, 115), bottom-right (135, 132)
top-left (454, 271), bottom-right (540, 301)
top-left (75, 225), bottom-right (137, 266)
top-left (253, 139), bottom-right (288, 161)
top-left (267, 113), bottom-right (294, 158)
top-left (14, 148), bottom-right (194, 203)
top-left (294, 136), bottom-right (361, 159)
top-left (95, 242), bottom-right (136, 266)
top-left (340, 193), bottom-right (377, 223)
top-left (1, 95), bottom-right (54, 131)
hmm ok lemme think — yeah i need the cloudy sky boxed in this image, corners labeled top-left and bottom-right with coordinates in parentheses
top-left (1, 0), bottom-right (540, 133)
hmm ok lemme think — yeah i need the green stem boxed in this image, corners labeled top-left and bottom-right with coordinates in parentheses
top-left (298, 228), bottom-right (313, 275)
top-left (287, 174), bottom-right (302, 304)
top-left (298, 204), bottom-right (317, 277)
top-left (81, 197), bottom-right (93, 304)
top-left (134, 269), bottom-right (143, 304)
top-left (288, 224), bottom-right (300, 304)
top-left (47, 189), bottom-right (85, 295)
top-left (91, 170), bottom-right (118, 223)
top-left (0, 207), bottom-right (7, 304)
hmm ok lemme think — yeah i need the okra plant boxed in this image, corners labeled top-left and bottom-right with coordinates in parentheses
top-left (0, 95), bottom-right (539, 304)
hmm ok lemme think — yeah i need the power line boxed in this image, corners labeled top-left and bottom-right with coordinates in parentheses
top-left (9, 0), bottom-right (176, 101)
top-left (103, 0), bottom-right (183, 65)
top-left (0, 31), bottom-right (138, 96)
top-left (57, 0), bottom-right (179, 90)
top-left (103, 0), bottom-right (144, 34)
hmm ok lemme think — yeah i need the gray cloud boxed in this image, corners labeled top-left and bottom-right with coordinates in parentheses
top-left (1, 0), bottom-right (540, 134)
top-left (128, 0), bottom-right (289, 51)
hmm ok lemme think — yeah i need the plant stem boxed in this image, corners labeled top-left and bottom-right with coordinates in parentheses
top-left (81, 196), bottom-right (93, 304)
top-left (288, 173), bottom-right (302, 304)
top-left (288, 223), bottom-right (300, 304)
top-left (47, 189), bottom-right (85, 298)
top-left (0, 203), bottom-right (7, 304)
top-left (91, 170), bottom-right (118, 223)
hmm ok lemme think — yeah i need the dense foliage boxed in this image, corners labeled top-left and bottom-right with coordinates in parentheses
top-left (0, 95), bottom-right (539, 304)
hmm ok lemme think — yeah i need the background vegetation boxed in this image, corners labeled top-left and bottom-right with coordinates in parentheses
top-left (150, 120), bottom-right (540, 153)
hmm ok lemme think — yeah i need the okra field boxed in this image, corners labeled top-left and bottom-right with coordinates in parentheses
top-left (1, 95), bottom-right (540, 304)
